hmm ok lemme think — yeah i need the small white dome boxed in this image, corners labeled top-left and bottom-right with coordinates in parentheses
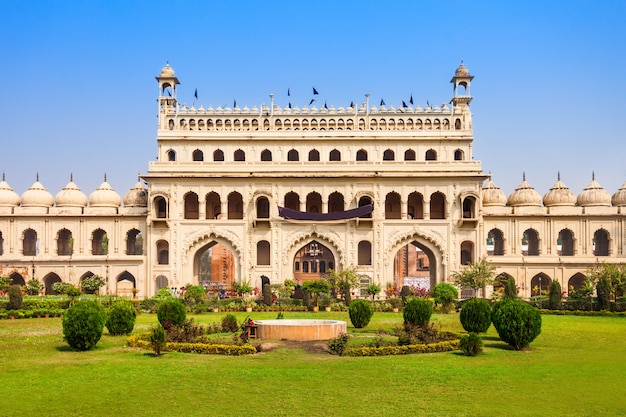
top-left (21, 179), bottom-right (54, 207)
top-left (482, 180), bottom-right (507, 207)
top-left (55, 178), bottom-right (88, 208)
top-left (543, 175), bottom-right (576, 207)
top-left (0, 177), bottom-right (21, 207)
top-left (577, 175), bottom-right (611, 207)
top-left (89, 177), bottom-right (121, 208)
top-left (611, 181), bottom-right (626, 207)
top-left (507, 175), bottom-right (542, 207)
top-left (123, 180), bottom-right (148, 207)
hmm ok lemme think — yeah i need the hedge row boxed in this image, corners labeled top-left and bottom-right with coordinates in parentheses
top-left (342, 340), bottom-right (460, 356)
top-left (538, 309), bottom-right (626, 317)
top-left (127, 334), bottom-right (256, 356)
top-left (0, 309), bottom-right (65, 319)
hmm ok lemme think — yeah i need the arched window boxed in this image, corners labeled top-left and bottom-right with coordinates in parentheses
top-left (167, 150), bottom-right (176, 161)
top-left (257, 240), bottom-right (270, 265)
top-left (462, 196), bottom-right (476, 218)
top-left (385, 192), bottom-right (401, 219)
top-left (358, 241), bottom-right (372, 265)
top-left (205, 192), bottom-right (221, 219)
top-left (328, 192), bottom-right (344, 213)
top-left (404, 149), bottom-right (416, 161)
top-left (306, 192), bottom-right (322, 213)
top-left (454, 149), bottom-right (464, 161)
top-left (261, 149), bottom-right (272, 161)
top-left (213, 149), bottom-right (225, 161)
top-left (256, 197), bottom-right (270, 218)
top-left (425, 149), bottom-right (437, 161)
top-left (287, 149), bottom-right (299, 161)
top-left (523, 229), bottom-right (540, 256)
top-left (227, 191), bottom-right (244, 219)
top-left (430, 192), bottom-right (446, 219)
top-left (154, 196), bottom-right (167, 218)
top-left (156, 275), bottom-right (169, 291)
top-left (57, 229), bottom-right (73, 256)
top-left (488, 229), bottom-right (505, 256)
top-left (383, 149), bottom-right (395, 161)
top-left (558, 229), bottom-right (574, 256)
top-left (234, 149), bottom-right (245, 161)
top-left (308, 149), bottom-right (320, 161)
top-left (192, 149), bottom-right (204, 161)
top-left (156, 240), bottom-right (169, 265)
top-left (126, 229), bottom-right (143, 255)
top-left (358, 196), bottom-right (373, 218)
top-left (461, 241), bottom-right (474, 265)
top-left (184, 192), bottom-right (199, 219)
top-left (92, 229), bottom-right (108, 255)
top-left (531, 273), bottom-right (551, 296)
top-left (407, 192), bottom-right (423, 219)
top-left (284, 192), bottom-right (300, 211)
top-left (568, 273), bottom-right (586, 294)
top-left (356, 149), bottom-right (368, 161)
top-left (594, 229), bottom-right (609, 256)
top-left (329, 149), bottom-right (341, 161)
top-left (455, 118), bottom-right (461, 129)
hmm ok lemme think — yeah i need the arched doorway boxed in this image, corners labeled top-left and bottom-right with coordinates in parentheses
top-left (10, 272), bottom-right (25, 286)
top-left (116, 271), bottom-right (136, 298)
top-left (43, 273), bottom-right (62, 295)
top-left (393, 241), bottom-right (437, 291)
top-left (530, 273), bottom-right (551, 296)
top-left (194, 241), bottom-right (236, 290)
top-left (293, 240), bottom-right (335, 283)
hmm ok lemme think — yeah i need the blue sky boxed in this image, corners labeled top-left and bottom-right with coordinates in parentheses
top-left (1, 0), bottom-right (625, 200)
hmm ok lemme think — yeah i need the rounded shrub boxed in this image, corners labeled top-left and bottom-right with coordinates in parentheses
top-left (183, 285), bottom-right (208, 307)
top-left (8, 285), bottom-right (23, 310)
top-left (157, 298), bottom-right (186, 327)
top-left (491, 299), bottom-right (542, 350)
top-left (221, 314), bottom-right (239, 333)
top-left (460, 298), bottom-right (492, 333)
top-left (106, 299), bottom-right (137, 335)
top-left (348, 299), bottom-right (374, 328)
top-left (403, 298), bottom-right (433, 328)
top-left (548, 280), bottom-right (562, 310)
top-left (459, 332), bottom-right (483, 356)
top-left (62, 300), bottom-right (106, 351)
top-left (432, 283), bottom-right (458, 313)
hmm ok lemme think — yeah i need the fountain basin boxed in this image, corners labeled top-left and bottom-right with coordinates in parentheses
top-left (254, 319), bottom-right (347, 341)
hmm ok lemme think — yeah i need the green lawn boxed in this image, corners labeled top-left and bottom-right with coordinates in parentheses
top-left (1, 311), bottom-right (625, 417)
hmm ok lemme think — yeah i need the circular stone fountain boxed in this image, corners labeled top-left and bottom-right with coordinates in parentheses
top-left (254, 319), bottom-right (347, 341)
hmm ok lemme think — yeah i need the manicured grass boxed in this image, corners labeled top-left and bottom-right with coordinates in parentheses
top-left (1, 311), bottom-right (625, 416)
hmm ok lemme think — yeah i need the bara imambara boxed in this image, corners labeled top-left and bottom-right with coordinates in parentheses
top-left (1, 63), bottom-right (625, 299)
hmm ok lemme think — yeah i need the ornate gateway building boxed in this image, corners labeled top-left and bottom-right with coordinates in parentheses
top-left (1, 63), bottom-right (625, 298)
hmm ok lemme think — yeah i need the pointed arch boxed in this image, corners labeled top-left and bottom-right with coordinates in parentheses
top-left (385, 192), bottom-right (401, 219)
top-left (430, 192), bottom-right (446, 219)
top-left (227, 191), bottom-right (243, 219)
top-left (184, 191), bottom-right (200, 219)
top-left (593, 229), bottom-right (609, 256)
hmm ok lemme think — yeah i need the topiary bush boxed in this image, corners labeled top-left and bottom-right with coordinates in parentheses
top-left (596, 277), bottom-right (611, 311)
top-left (183, 285), bottom-right (208, 308)
top-left (432, 283), bottom-right (458, 313)
top-left (459, 332), bottom-right (483, 356)
top-left (149, 324), bottom-right (167, 356)
top-left (548, 280), bottom-right (562, 310)
top-left (7, 285), bottom-right (23, 310)
top-left (106, 299), bottom-right (137, 335)
top-left (403, 298), bottom-right (433, 328)
top-left (491, 299), bottom-right (542, 350)
top-left (348, 299), bottom-right (374, 328)
top-left (221, 314), bottom-right (239, 333)
top-left (157, 298), bottom-right (186, 327)
top-left (504, 277), bottom-right (517, 299)
top-left (460, 297), bottom-right (492, 333)
top-left (62, 300), bottom-right (106, 351)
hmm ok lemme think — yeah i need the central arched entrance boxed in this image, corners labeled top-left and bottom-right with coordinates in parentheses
top-left (393, 241), bottom-right (438, 290)
top-left (293, 240), bottom-right (335, 283)
top-left (193, 241), bottom-right (236, 289)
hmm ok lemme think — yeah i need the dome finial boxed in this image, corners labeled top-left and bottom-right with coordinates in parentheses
top-left (2, 172), bottom-right (4, 182)
top-left (522, 171), bottom-right (526, 182)
top-left (592, 171), bottom-right (595, 181)
top-left (104, 172), bottom-right (107, 183)
top-left (557, 171), bottom-right (561, 181)
top-left (70, 173), bottom-right (73, 182)
top-left (36, 172), bottom-right (39, 182)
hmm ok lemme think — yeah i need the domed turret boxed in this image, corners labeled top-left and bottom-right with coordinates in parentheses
top-left (21, 175), bottom-right (54, 208)
top-left (159, 63), bottom-right (175, 78)
top-left (577, 173), bottom-right (611, 207)
top-left (611, 181), bottom-right (626, 207)
top-left (123, 179), bottom-right (148, 207)
top-left (89, 174), bottom-right (121, 208)
top-left (0, 174), bottom-right (21, 207)
top-left (543, 173), bottom-right (576, 207)
top-left (507, 174), bottom-right (542, 207)
top-left (55, 175), bottom-right (88, 208)
top-left (482, 179), bottom-right (507, 206)
top-left (455, 62), bottom-right (470, 77)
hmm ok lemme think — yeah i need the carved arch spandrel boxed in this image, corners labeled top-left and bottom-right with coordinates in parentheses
top-left (385, 227), bottom-right (446, 267)
top-left (282, 228), bottom-right (345, 267)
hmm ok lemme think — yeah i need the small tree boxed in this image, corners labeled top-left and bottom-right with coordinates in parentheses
top-left (302, 279), bottom-right (331, 309)
top-left (491, 299), bottom-right (542, 350)
top-left (587, 262), bottom-right (626, 303)
top-left (106, 299), bottom-right (137, 335)
top-left (403, 298), bottom-right (433, 328)
top-left (149, 325), bottom-right (167, 356)
top-left (323, 267), bottom-right (361, 304)
top-left (548, 280), bottom-right (562, 310)
top-left (81, 274), bottom-right (106, 296)
top-left (432, 283), bottom-right (458, 313)
top-left (8, 285), bottom-right (23, 310)
top-left (52, 282), bottom-right (82, 305)
top-left (0, 275), bottom-right (11, 293)
top-left (451, 257), bottom-right (496, 298)
top-left (596, 277), bottom-right (611, 310)
top-left (25, 279), bottom-right (44, 296)
top-left (460, 298), bottom-right (492, 333)
top-left (183, 285), bottom-right (208, 308)
top-left (157, 298), bottom-right (186, 327)
top-left (503, 277), bottom-right (518, 299)
top-left (263, 283), bottom-right (273, 306)
top-left (366, 283), bottom-right (381, 302)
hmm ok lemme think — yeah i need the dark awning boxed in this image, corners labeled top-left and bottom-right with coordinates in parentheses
top-left (278, 204), bottom-right (374, 221)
